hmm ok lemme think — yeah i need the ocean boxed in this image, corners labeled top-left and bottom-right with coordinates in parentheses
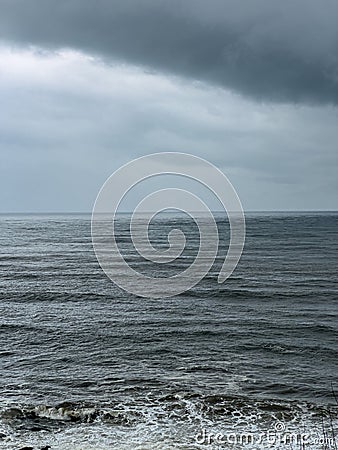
top-left (0, 212), bottom-right (337, 449)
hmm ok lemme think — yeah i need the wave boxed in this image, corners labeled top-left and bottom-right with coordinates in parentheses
top-left (1, 393), bottom-right (337, 449)
top-left (2, 394), bottom-right (337, 429)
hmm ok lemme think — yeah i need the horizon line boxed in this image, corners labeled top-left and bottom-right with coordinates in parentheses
top-left (1, 209), bottom-right (337, 215)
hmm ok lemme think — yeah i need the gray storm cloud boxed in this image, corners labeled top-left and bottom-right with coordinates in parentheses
top-left (0, 1), bottom-right (337, 212)
top-left (0, 0), bottom-right (338, 103)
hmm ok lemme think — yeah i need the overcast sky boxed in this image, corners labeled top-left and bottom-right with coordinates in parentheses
top-left (0, 0), bottom-right (337, 212)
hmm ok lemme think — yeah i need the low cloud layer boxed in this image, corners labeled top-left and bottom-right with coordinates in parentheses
top-left (0, 2), bottom-right (337, 211)
top-left (1, 0), bottom-right (338, 104)
top-left (1, 49), bottom-right (337, 211)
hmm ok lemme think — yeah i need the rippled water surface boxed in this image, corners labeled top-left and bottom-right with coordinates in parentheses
top-left (0, 212), bottom-right (337, 449)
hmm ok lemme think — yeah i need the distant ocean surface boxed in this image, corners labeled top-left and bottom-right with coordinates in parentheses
top-left (0, 212), bottom-right (337, 449)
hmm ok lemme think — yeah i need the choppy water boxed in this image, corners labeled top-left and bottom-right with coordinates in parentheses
top-left (0, 212), bottom-right (337, 449)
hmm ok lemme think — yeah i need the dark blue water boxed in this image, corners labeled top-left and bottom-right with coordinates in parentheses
top-left (0, 212), bottom-right (337, 449)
